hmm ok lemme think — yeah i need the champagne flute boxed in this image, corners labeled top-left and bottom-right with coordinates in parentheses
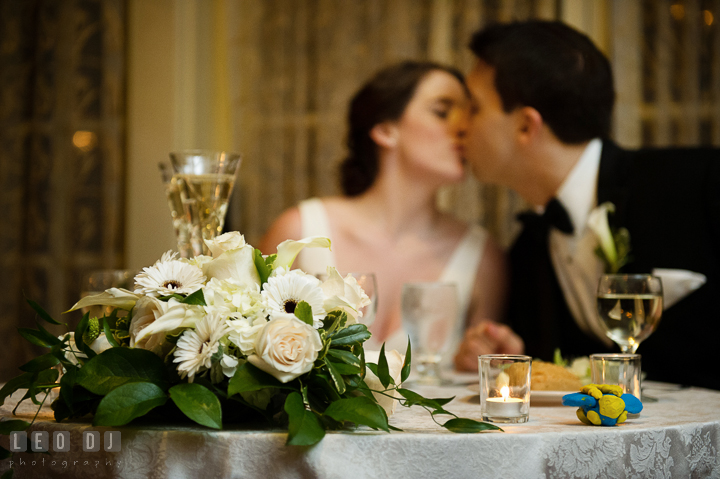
top-left (169, 150), bottom-right (242, 257)
top-left (596, 274), bottom-right (663, 353)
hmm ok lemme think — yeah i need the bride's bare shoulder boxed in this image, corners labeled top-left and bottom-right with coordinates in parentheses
top-left (258, 206), bottom-right (302, 254)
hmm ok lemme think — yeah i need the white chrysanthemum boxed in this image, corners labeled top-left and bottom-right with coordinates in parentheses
top-left (262, 268), bottom-right (326, 328)
top-left (226, 315), bottom-right (268, 356)
top-left (173, 311), bottom-right (231, 382)
top-left (134, 251), bottom-right (206, 297)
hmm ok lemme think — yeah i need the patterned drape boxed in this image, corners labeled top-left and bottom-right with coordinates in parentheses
top-left (225, 0), bottom-right (557, 248)
top-left (0, 0), bottom-right (126, 381)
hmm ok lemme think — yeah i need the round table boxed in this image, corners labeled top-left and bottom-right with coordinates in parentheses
top-left (1, 381), bottom-right (718, 478)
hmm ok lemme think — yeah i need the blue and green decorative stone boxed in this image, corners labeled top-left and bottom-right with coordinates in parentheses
top-left (562, 384), bottom-right (643, 426)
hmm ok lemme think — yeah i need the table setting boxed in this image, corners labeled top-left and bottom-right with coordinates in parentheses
top-left (0, 150), bottom-right (718, 479)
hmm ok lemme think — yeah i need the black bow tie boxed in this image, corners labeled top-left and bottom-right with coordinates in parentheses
top-left (517, 198), bottom-right (574, 238)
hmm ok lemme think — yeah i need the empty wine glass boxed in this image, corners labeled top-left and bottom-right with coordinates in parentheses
top-left (168, 150), bottom-right (242, 257)
top-left (401, 282), bottom-right (457, 385)
top-left (597, 274), bottom-right (663, 353)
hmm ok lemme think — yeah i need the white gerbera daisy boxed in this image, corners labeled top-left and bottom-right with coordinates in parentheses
top-left (173, 311), bottom-right (231, 382)
top-left (262, 269), bottom-right (326, 328)
top-left (134, 250), bottom-right (206, 297)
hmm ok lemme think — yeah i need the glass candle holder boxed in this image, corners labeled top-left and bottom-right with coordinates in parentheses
top-left (590, 353), bottom-right (642, 400)
top-left (479, 354), bottom-right (531, 423)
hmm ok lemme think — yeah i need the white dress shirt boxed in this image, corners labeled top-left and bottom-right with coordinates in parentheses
top-left (548, 138), bottom-right (613, 346)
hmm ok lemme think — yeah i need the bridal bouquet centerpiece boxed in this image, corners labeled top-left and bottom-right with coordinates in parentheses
top-left (1, 233), bottom-right (498, 446)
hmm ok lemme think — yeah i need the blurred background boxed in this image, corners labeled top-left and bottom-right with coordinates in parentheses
top-left (0, 0), bottom-right (718, 381)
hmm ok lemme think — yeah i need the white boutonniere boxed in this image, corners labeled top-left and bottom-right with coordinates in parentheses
top-left (587, 202), bottom-right (631, 273)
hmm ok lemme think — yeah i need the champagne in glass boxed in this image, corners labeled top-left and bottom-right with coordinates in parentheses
top-left (159, 162), bottom-right (193, 258)
top-left (169, 151), bottom-right (242, 257)
top-left (597, 274), bottom-right (663, 353)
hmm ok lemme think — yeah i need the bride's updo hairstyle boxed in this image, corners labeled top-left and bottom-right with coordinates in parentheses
top-left (340, 61), bottom-right (465, 196)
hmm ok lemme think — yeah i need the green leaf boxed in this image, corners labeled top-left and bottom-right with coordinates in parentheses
top-left (323, 311), bottom-right (347, 335)
top-left (0, 420), bottom-right (31, 435)
top-left (324, 396), bottom-right (389, 431)
top-left (397, 388), bottom-right (454, 413)
top-left (327, 361), bottom-right (361, 375)
top-left (101, 317), bottom-right (121, 348)
top-left (74, 313), bottom-right (97, 360)
top-left (253, 249), bottom-right (272, 286)
top-left (228, 363), bottom-right (289, 397)
top-left (0, 373), bottom-right (35, 406)
top-left (284, 392), bottom-right (325, 446)
top-left (294, 301), bottom-right (314, 326)
top-left (330, 324), bottom-right (371, 346)
top-left (76, 348), bottom-right (169, 395)
top-left (169, 383), bottom-right (223, 429)
top-left (180, 288), bottom-right (206, 306)
top-left (377, 344), bottom-right (392, 388)
top-left (401, 338), bottom-right (412, 383)
top-left (18, 327), bottom-right (60, 348)
top-left (25, 298), bottom-right (61, 325)
top-left (443, 417), bottom-right (503, 433)
top-left (1, 467), bottom-right (13, 479)
top-left (19, 353), bottom-right (59, 372)
top-left (323, 358), bottom-right (346, 395)
top-left (327, 349), bottom-right (361, 368)
top-left (94, 382), bottom-right (167, 427)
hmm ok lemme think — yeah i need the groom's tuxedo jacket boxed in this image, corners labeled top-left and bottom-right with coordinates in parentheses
top-left (507, 140), bottom-right (720, 390)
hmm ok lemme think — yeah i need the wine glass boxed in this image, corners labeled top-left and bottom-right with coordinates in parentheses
top-left (349, 272), bottom-right (377, 327)
top-left (596, 274), bottom-right (663, 353)
top-left (401, 282), bottom-right (458, 385)
top-left (159, 162), bottom-right (193, 258)
top-left (168, 150), bottom-right (242, 257)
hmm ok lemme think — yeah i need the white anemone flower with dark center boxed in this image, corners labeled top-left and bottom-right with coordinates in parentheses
top-left (261, 268), bottom-right (326, 328)
top-left (173, 310), bottom-right (232, 382)
top-left (134, 251), bottom-right (205, 297)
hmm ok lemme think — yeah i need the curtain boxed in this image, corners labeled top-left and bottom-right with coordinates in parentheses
top-left (0, 0), bottom-right (126, 381)
top-left (224, 0), bottom-right (558, 249)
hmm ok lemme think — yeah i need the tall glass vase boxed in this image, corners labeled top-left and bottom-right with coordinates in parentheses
top-left (167, 150), bottom-right (242, 257)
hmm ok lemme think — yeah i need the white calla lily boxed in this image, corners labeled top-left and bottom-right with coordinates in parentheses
top-left (587, 202), bottom-right (618, 266)
top-left (273, 236), bottom-right (331, 271)
top-left (203, 245), bottom-right (261, 288)
top-left (67, 288), bottom-right (140, 313)
top-left (133, 298), bottom-right (205, 344)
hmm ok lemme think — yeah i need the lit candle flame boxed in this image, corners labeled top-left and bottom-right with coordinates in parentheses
top-left (501, 386), bottom-right (509, 401)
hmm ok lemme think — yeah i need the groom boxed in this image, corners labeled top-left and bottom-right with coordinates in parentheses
top-left (456, 21), bottom-right (720, 390)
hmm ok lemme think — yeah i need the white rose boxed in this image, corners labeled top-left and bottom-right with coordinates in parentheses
top-left (129, 296), bottom-right (171, 355)
top-left (204, 232), bottom-right (247, 257)
top-left (321, 267), bottom-right (371, 323)
top-left (88, 333), bottom-right (113, 355)
top-left (364, 349), bottom-right (404, 416)
top-left (247, 313), bottom-right (323, 383)
top-left (203, 245), bottom-right (261, 289)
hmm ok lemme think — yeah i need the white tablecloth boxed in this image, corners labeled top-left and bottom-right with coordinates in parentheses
top-left (1, 381), bottom-right (718, 479)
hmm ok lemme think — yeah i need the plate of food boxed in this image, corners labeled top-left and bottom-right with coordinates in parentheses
top-left (467, 352), bottom-right (591, 406)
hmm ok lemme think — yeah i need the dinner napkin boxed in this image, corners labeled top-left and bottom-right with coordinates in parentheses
top-left (651, 268), bottom-right (707, 310)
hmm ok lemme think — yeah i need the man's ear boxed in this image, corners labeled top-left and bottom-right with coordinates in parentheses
top-left (516, 106), bottom-right (543, 144)
top-left (370, 122), bottom-right (399, 148)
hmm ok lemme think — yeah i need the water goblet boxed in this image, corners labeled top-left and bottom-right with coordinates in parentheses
top-left (597, 274), bottom-right (663, 353)
top-left (168, 150), bottom-right (242, 257)
top-left (401, 282), bottom-right (458, 385)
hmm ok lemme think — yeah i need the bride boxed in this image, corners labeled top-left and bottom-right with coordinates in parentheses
top-left (260, 61), bottom-right (521, 369)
